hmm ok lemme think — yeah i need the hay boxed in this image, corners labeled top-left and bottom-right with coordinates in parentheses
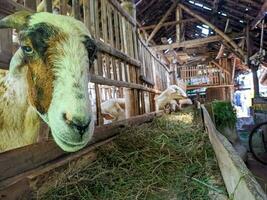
top-left (39, 108), bottom-right (227, 200)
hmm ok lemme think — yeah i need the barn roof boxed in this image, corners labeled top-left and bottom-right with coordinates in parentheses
top-left (133, 0), bottom-right (267, 69)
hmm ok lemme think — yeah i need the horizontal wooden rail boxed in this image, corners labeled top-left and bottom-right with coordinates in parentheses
top-left (96, 40), bottom-right (141, 68)
top-left (187, 84), bottom-right (234, 90)
top-left (90, 75), bottom-right (161, 94)
top-left (0, 111), bottom-right (163, 185)
top-left (201, 105), bottom-right (266, 200)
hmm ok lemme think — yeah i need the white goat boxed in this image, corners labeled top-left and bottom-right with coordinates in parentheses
top-left (101, 98), bottom-right (125, 122)
top-left (155, 85), bottom-right (187, 111)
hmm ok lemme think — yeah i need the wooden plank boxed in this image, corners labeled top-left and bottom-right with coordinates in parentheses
top-left (101, 0), bottom-right (108, 42)
top-left (83, 0), bottom-right (90, 30)
top-left (24, 0), bottom-right (37, 11)
top-left (108, 0), bottom-right (136, 26)
top-left (96, 39), bottom-right (141, 68)
top-left (153, 33), bottom-right (243, 51)
top-left (201, 105), bottom-right (266, 200)
top-left (187, 84), bottom-right (234, 90)
top-left (140, 18), bottom-right (198, 30)
top-left (44, 0), bottom-right (52, 13)
top-left (60, 0), bottom-right (68, 15)
top-left (0, 0), bottom-right (34, 13)
top-left (211, 61), bottom-right (231, 75)
top-left (72, 0), bottom-right (80, 20)
top-left (95, 84), bottom-right (103, 125)
top-left (90, 74), bottom-right (161, 94)
top-left (251, 1), bottom-right (267, 29)
top-left (0, 111), bottom-right (163, 185)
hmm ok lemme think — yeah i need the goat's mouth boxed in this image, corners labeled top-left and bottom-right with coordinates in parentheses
top-left (53, 133), bottom-right (88, 152)
top-left (52, 130), bottom-right (92, 152)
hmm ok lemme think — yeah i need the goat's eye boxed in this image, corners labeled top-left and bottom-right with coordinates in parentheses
top-left (21, 46), bottom-right (33, 54)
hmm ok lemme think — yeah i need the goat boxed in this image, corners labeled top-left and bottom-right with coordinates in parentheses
top-left (101, 98), bottom-right (125, 123)
top-left (0, 11), bottom-right (97, 152)
top-left (155, 85), bottom-right (187, 111)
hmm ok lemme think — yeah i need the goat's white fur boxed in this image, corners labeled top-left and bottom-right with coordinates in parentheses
top-left (155, 85), bottom-right (187, 111)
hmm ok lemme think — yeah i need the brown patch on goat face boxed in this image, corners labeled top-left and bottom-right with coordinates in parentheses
top-left (25, 32), bottom-right (67, 114)
top-left (27, 59), bottom-right (54, 114)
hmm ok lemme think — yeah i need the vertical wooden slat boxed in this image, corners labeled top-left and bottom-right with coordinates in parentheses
top-left (24, 0), bottom-right (37, 10)
top-left (60, 0), bottom-right (68, 15)
top-left (72, 0), bottom-right (80, 20)
top-left (44, 0), bottom-right (52, 12)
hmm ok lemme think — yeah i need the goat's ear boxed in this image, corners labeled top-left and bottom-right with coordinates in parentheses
top-left (83, 36), bottom-right (97, 67)
top-left (0, 11), bottom-right (32, 30)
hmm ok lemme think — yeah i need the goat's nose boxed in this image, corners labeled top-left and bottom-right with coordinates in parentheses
top-left (63, 113), bottom-right (91, 137)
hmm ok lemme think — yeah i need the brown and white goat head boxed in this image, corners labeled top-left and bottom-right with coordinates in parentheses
top-left (0, 11), bottom-right (97, 152)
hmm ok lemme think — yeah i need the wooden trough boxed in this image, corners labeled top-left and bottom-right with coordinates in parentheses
top-left (201, 105), bottom-right (267, 200)
top-left (0, 111), bottom-right (163, 199)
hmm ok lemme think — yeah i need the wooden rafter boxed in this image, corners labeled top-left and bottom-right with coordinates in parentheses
top-left (146, 1), bottom-right (178, 44)
top-left (152, 33), bottom-right (243, 51)
top-left (211, 61), bottom-right (231, 75)
top-left (179, 3), bottom-right (245, 61)
top-left (251, 1), bottom-right (267, 29)
top-left (140, 18), bottom-right (198, 30)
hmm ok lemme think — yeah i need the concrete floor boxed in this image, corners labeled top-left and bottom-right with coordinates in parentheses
top-left (236, 117), bottom-right (267, 193)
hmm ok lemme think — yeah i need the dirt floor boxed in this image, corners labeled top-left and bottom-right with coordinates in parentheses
top-left (38, 109), bottom-right (227, 200)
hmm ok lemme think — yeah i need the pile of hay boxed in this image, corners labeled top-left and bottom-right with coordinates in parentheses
top-left (40, 109), bottom-right (227, 200)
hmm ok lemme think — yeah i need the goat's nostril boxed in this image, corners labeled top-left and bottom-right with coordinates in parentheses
top-left (63, 114), bottom-right (91, 137)
top-left (63, 112), bottom-right (73, 124)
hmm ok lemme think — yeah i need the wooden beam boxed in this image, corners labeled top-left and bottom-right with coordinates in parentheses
top-left (179, 3), bottom-right (245, 60)
top-left (211, 61), bottom-right (231, 75)
top-left (97, 40), bottom-right (141, 68)
top-left (90, 75), bottom-right (161, 94)
top-left (142, 18), bottom-right (197, 31)
top-left (152, 33), bottom-right (243, 51)
top-left (147, 1), bottom-right (177, 43)
top-left (187, 84), bottom-right (234, 90)
top-left (140, 18), bottom-right (197, 31)
top-left (108, 0), bottom-right (136, 26)
top-left (1, 0), bottom-right (34, 13)
top-left (176, 5), bottom-right (182, 43)
top-left (251, 1), bottom-right (267, 29)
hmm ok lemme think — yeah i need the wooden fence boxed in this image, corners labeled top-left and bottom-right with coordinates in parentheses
top-left (179, 58), bottom-right (233, 89)
top-left (0, 0), bottom-right (171, 197)
top-left (0, 0), bottom-right (171, 125)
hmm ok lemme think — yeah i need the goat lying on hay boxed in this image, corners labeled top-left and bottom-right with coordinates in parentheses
top-left (0, 11), bottom-right (97, 152)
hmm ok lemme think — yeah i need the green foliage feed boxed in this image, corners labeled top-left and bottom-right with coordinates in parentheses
top-left (212, 101), bottom-right (237, 131)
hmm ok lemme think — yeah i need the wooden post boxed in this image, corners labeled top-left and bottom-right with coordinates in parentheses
top-left (246, 25), bottom-right (260, 98)
top-left (176, 5), bottom-right (181, 43)
top-left (121, 0), bottom-right (138, 118)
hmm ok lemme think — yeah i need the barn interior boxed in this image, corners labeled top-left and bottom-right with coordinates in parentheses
top-left (0, 0), bottom-right (267, 199)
